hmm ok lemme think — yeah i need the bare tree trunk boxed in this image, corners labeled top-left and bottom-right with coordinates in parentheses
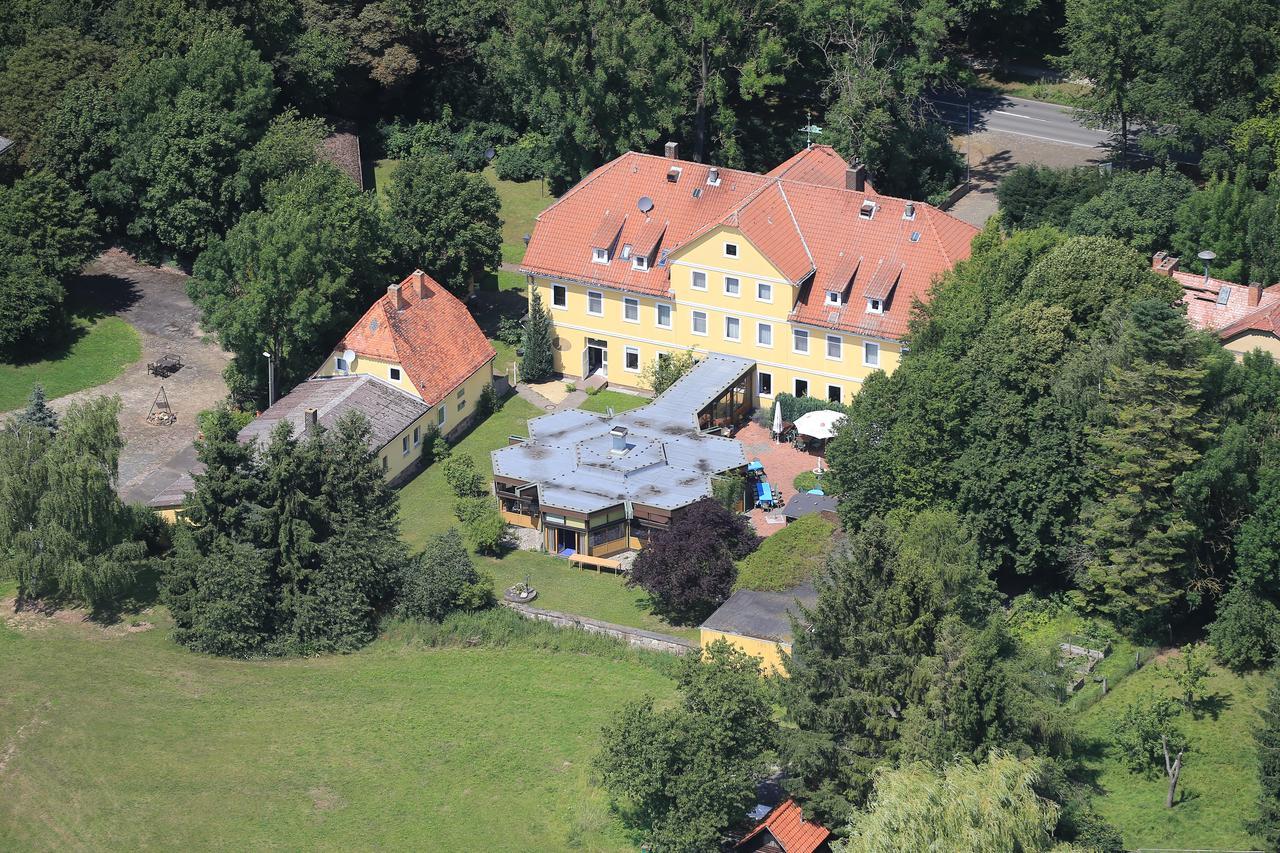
top-left (694, 40), bottom-right (708, 163)
top-left (1162, 735), bottom-right (1183, 808)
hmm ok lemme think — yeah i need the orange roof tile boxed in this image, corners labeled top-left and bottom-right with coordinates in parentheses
top-left (332, 270), bottom-right (495, 406)
top-left (521, 147), bottom-right (977, 341)
top-left (737, 799), bottom-right (830, 853)
top-left (1173, 267), bottom-right (1280, 340)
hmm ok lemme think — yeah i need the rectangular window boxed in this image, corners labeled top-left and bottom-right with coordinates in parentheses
top-left (382, 455), bottom-right (388, 472)
top-left (552, 284), bottom-right (567, 308)
top-left (623, 297), bottom-right (639, 322)
top-left (725, 316), bottom-right (741, 341)
top-left (793, 328), bottom-right (809, 354)
top-left (826, 291), bottom-right (843, 305)
top-left (724, 276), bottom-right (740, 296)
top-left (389, 366), bottom-right (402, 381)
top-left (456, 386), bottom-right (466, 412)
top-left (757, 322), bottom-right (772, 347)
top-left (632, 255), bottom-right (649, 271)
top-left (692, 310), bottom-right (708, 335)
top-left (437, 407), bottom-right (446, 426)
top-left (593, 247), bottom-right (608, 263)
top-left (756, 282), bottom-right (772, 303)
top-left (866, 298), bottom-right (883, 315)
top-left (758, 371), bottom-right (773, 396)
top-left (692, 270), bottom-right (707, 290)
top-left (828, 385), bottom-right (842, 404)
top-left (621, 244), bottom-right (632, 260)
top-left (795, 378), bottom-right (809, 398)
top-left (724, 242), bottom-right (739, 258)
top-left (826, 335), bottom-right (842, 360)
top-left (864, 341), bottom-right (880, 367)
top-left (624, 346), bottom-right (640, 372)
top-left (402, 435), bottom-right (410, 455)
top-left (413, 426), bottom-right (420, 446)
top-left (656, 303), bottom-right (672, 328)
top-left (334, 356), bottom-right (349, 374)
top-left (587, 291), bottom-right (603, 316)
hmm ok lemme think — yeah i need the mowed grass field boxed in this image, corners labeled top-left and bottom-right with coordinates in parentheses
top-left (0, 583), bottom-right (671, 851)
top-left (1076, 657), bottom-right (1270, 850)
top-left (0, 315), bottom-right (140, 411)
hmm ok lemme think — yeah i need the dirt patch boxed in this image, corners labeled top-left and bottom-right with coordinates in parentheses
top-left (1, 598), bottom-right (155, 638)
top-left (309, 786), bottom-right (346, 812)
top-left (0, 701), bottom-right (50, 776)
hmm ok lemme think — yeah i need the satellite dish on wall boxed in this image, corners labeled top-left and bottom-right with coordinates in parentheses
top-left (342, 349), bottom-right (356, 365)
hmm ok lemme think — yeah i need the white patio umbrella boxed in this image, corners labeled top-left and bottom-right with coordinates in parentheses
top-left (793, 409), bottom-right (846, 440)
top-left (794, 410), bottom-right (846, 474)
top-left (771, 400), bottom-right (783, 440)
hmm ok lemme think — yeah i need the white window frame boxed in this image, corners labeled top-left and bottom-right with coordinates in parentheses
top-left (863, 341), bottom-right (880, 367)
top-left (724, 316), bottom-right (741, 341)
top-left (756, 282), bottom-right (772, 303)
top-left (437, 407), bottom-right (446, 427)
top-left (402, 435), bottom-right (410, 456)
top-left (828, 385), bottom-right (843, 404)
top-left (413, 426), bottom-right (420, 447)
top-left (389, 366), bottom-right (402, 381)
top-left (624, 346), bottom-right (641, 373)
top-left (334, 356), bottom-right (349, 374)
top-left (792, 328), bottom-right (809, 354)
top-left (826, 291), bottom-right (843, 306)
top-left (552, 284), bottom-right (567, 309)
top-left (757, 371), bottom-right (773, 396)
top-left (621, 243), bottom-right (633, 260)
top-left (587, 290), bottom-right (604, 316)
top-left (724, 242), bottom-right (739, 258)
top-left (592, 247), bottom-right (609, 264)
top-left (794, 378), bottom-right (809, 398)
top-left (859, 201), bottom-right (876, 220)
top-left (656, 303), bottom-right (673, 329)
top-left (632, 255), bottom-right (649, 272)
top-left (757, 322), bottom-right (773, 348)
top-left (724, 276), bottom-right (740, 297)
top-left (866, 298), bottom-right (883, 315)
top-left (691, 270), bottom-right (707, 290)
top-left (623, 297), bottom-right (639, 323)
top-left (826, 335), bottom-right (843, 361)
top-left (691, 310), bottom-right (708, 336)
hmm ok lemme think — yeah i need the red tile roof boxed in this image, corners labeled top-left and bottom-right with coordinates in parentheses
top-left (737, 799), bottom-right (830, 853)
top-left (521, 147), bottom-right (978, 341)
top-left (1174, 268), bottom-right (1280, 340)
top-left (332, 270), bottom-right (495, 406)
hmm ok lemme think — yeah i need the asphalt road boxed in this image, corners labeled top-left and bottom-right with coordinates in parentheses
top-left (932, 94), bottom-right (1112, 150)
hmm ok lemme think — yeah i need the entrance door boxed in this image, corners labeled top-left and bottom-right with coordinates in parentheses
top-left (585, 338), bottom-right (607, 377)
top-left (555, 527), bottom-right (578, 554)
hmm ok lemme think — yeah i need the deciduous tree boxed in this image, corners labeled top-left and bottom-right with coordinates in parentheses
top-left (398, 528), bottom-right (493, 622)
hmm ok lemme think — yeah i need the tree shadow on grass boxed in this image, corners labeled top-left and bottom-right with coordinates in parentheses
top-left (469, 275), bottom-right (528, 339)
top-left (3, 272), bottom-right (145, 368)
top-left (1193, 691), bottom-right (1232, 721)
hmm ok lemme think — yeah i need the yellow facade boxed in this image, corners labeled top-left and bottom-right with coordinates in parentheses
top-left (1224, 333), bottom-right (1280, 361)
top-left (700, 627), bottom-right (792, 676)
top-left (316, 348), bottom-right (496, 482)
top-left (532, 225), bottom-right (900, 403)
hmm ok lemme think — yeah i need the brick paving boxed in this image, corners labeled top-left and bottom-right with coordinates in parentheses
top-left (736, 421), bottom-right (828, 537)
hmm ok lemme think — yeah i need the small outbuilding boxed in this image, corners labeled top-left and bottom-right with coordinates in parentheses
top-left (736, 798), bottom-right (831, 853)
top-left (699, 583), bottom-right (817, 675)
top-left (782, 492), bottom-right (838, 524)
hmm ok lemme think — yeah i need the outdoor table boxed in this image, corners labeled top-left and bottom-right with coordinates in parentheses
top-left (758, 482), bottom-right (774, 507)
top-left (747, 459), bottom-right (764, 474)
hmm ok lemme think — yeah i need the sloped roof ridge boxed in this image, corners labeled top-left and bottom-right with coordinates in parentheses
top-left (776, 181), bottom-right (816, 271)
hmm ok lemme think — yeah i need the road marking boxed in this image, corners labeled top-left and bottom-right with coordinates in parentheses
top-left (993, 109), bottom-right (1050, 123)
top-left (971, 127), bottom-right (1102, 148)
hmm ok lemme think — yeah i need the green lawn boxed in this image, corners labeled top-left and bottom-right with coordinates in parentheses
top-left (482, 167), bottom-right (553, 266)
top-left (373, 158), bottom-right (400, 207)
top-left (0, 584), bottom-right (669, 851)
top-left (1076, 658), bottom-right (1269, 849)
top-left (578, 390), bottom-right (649, 415)
top-left (975, 70), bottom-right (1089, 107)
top-left (0, 315), bottom-right (141, 411)
top-left (397, 395), bottom-right (697, 640)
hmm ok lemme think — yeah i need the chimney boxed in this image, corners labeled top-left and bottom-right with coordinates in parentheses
top-left (904, 201), bottom-right (915, 219)
top-left (664, 141), bottom-right (679, 160)
top-left (412, 269), bottom-right (429, 299)
top-left (845, 163), bottom-right (867, 193)
top-left (609, 425), bottom-right (629, 454)
top-left (1151, 251), bottom-right (1180, 276)
top-left (388, 282), bottom-right (407, 311)
top-left (1249, 282), bottom-right (1263, 307)
top-left (708, 166), bottom-right (720, 185)
top-left (303, 407), bottom-right (318, 436)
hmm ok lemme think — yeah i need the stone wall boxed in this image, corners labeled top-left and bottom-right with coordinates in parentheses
top-left (500, 601), bottom-right (697, 656)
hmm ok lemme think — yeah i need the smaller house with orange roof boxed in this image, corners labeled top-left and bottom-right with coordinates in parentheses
top-left (1155, 251), bottom-right (1280, 359)
top-left (736, 799), bottom-right (831, 853)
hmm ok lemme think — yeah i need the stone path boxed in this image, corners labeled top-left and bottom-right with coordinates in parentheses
top-left (736, 421), bottom-right (828, 537)
top-left (515, 382), bottom-right (587, 413)
top-left (50, 250), bottom-right (231, 505)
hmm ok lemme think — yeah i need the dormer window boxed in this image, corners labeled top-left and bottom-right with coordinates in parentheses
top-left (859, 200), bottom-right (876, 220)
top-left (592, 247), bottom-right (609, 264)
top-left (826, 291), bottom-right (844, 306)
top-left (666, 166), bottom-right (682, 183)
top-left (632, 254), bottom-right (650, 271)
top-left (867, 298), bottom-right (884, 314)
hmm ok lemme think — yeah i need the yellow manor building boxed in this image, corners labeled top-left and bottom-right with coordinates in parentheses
top-left (521, 143), bottom-right (979, 402)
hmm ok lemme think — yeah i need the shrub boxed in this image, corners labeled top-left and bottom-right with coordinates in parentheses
top-left (641, 350), bottom-right (696, 395)
top-left (734, 514), bottom-right (837, 592)
top-left (474, 381), bottom-right (497, 420)
top-left (495, 314), bottom-right (524, 346)
top-left (398, 528), bottom-right (493, 622)
top-left (711, 474), bottom-right (745, 511)
top-left (770, 392), bottom-right (848, 424)
top-left (454, 495), bottom-right (492, 524)
top-left (441, 454), bottom-right (486, 497)
top-left (493, 132), bottom-right (551, 182)
top-left (793, 471), bottom-right (818, 492)
top-left (629, 497), bottom-right (760, 624)
top-left (464, 499), bottom-right (507, 555)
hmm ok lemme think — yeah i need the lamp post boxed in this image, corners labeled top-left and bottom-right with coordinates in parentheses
top-left (262, 350), bottom-right (276, 407)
